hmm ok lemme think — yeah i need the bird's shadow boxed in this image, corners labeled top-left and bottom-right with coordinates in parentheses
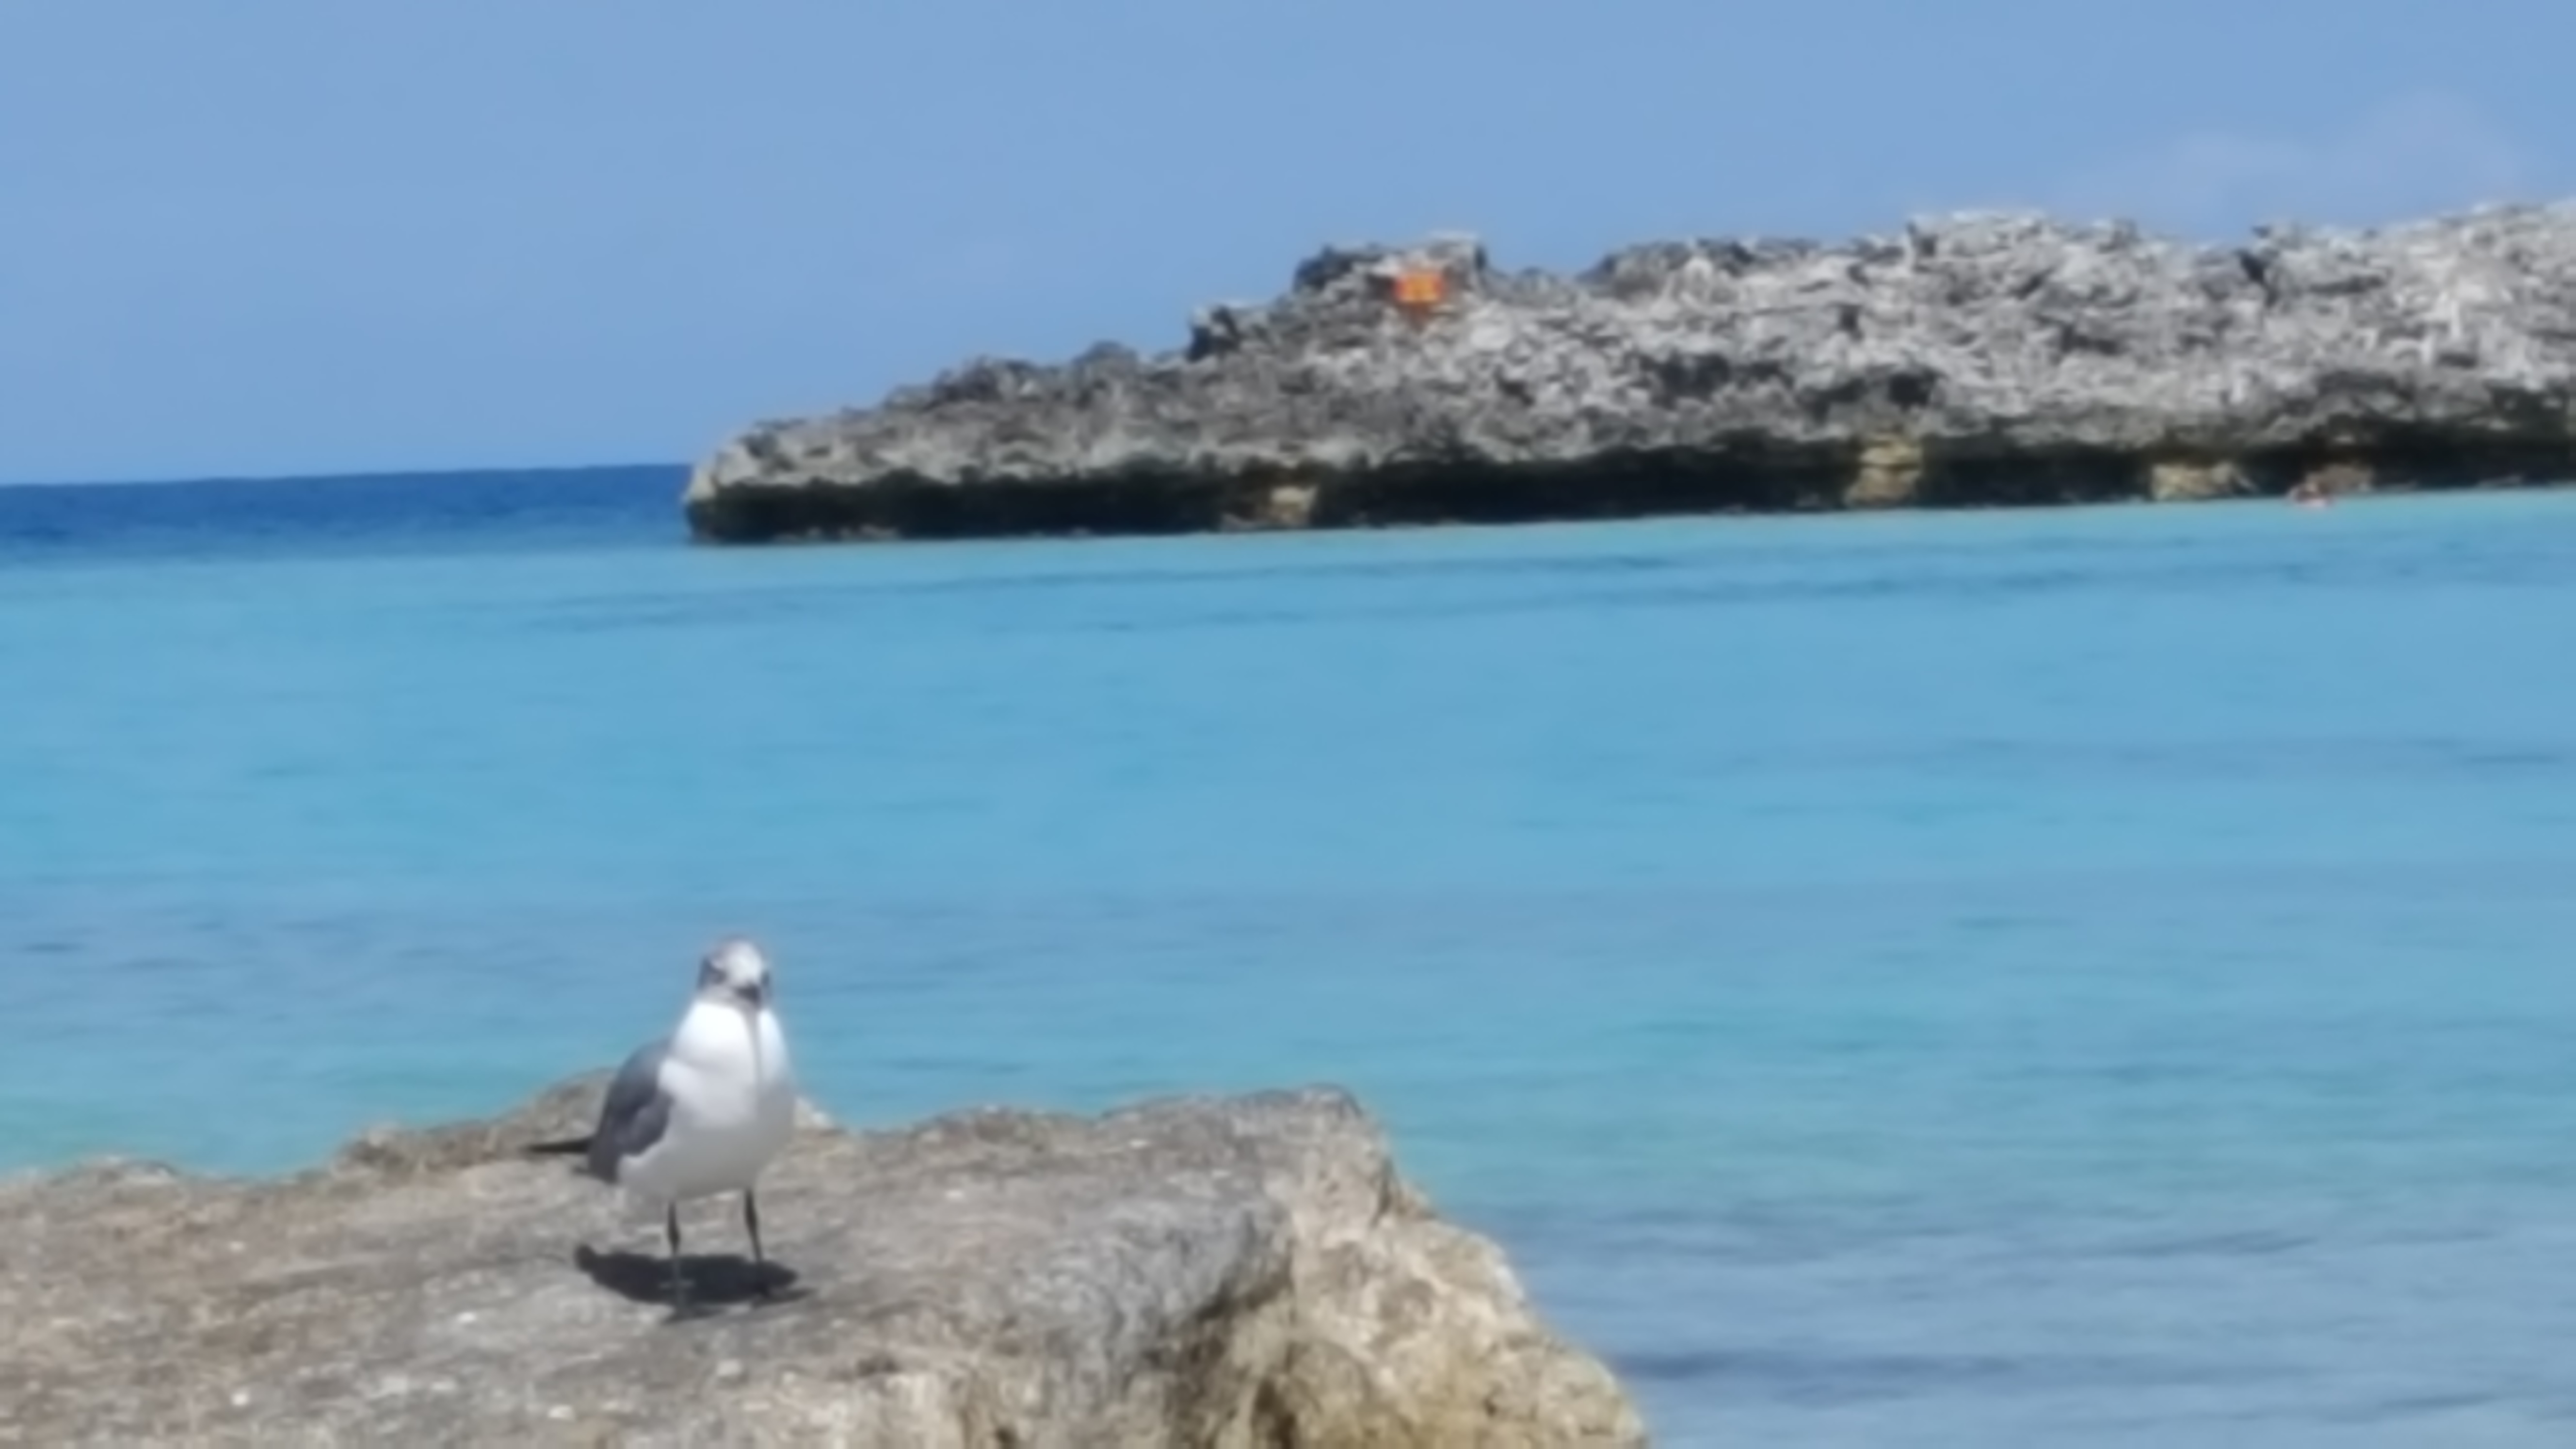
top-left (573, 1244), bottom-right (807, 1321)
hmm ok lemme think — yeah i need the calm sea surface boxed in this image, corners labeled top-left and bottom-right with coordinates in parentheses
top-left (5, 467), bottom-right (2576, 1445)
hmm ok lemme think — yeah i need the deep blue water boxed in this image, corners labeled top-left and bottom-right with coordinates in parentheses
top-left (5, 467), bottom-right (2576, 1445)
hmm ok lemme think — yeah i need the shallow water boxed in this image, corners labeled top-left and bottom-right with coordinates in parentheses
top-left (5, 471), bottom-right (2576, 1444)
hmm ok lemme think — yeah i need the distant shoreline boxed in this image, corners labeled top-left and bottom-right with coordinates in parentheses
top-left (683, 202), bottom-right (2576, 545)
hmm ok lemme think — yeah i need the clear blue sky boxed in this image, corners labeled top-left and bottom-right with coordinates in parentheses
top-left (4, 1), bottom-right (2568, 485)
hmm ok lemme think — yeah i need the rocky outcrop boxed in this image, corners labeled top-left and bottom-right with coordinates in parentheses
top-left (685, 202), bottom-right (2576, 543)
top-left (0, 1075), bottom-right (1644, 1447)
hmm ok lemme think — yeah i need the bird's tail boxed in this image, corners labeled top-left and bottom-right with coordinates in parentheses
top-left (521, 1135), bottom-right (595, 1158)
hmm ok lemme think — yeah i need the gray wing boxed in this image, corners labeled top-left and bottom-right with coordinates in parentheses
top-left (586, 1039), bottom-right (673, 1185)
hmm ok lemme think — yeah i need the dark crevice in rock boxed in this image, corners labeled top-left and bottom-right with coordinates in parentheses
top-left (685, 429), bottom-right (2574, 546)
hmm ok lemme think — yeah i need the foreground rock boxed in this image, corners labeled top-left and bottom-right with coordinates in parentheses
top-left (687, 201), bottom-right (2576, 543)
top-left (0, 1077), bottom-right (1643, 1447)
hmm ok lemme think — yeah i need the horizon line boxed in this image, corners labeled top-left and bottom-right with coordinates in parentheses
top-left (0, 459), bottom-right (690, 492)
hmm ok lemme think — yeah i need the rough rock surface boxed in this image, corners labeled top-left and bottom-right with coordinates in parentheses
top-left (686, 202), bottom-right (2576, 543)
top-left (0, 1075), bottom-right (1643, 1448)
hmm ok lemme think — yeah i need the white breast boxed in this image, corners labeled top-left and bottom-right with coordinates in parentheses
top-left (669, 998), bottom-right (795, 1094)
top-left (626, 1000), bottom-right (799, 1205)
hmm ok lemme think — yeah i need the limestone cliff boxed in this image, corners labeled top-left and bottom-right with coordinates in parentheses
top-left (686, 202), bottom-right (2576, 543)
top-left (0, 1075), bottom-right (1644, 1447)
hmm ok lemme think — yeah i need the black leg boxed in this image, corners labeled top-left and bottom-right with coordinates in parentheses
top-left (665, 1204), bottom-right (687, 1309)
top-left (743, 1190), bottom-right (774, 1299)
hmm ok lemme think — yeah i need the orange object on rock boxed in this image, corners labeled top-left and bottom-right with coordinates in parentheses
top-left (1391, 268), bottom-right (1447, 311)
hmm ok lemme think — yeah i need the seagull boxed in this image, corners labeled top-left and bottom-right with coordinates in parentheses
top-left (530, 936), bottom-right (800, 1310)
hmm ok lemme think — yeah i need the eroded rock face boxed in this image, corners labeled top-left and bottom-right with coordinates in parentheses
top-left (0, 1076), bottom-right (1644, 1448)
top-left (683, 202), bottom-right (2576, 543)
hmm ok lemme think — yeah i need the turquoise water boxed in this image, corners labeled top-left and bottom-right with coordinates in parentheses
top-left (5, 470), bottom-right (2576, 1444)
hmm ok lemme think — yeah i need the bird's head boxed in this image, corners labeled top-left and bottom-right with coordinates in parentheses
top-left (696, 936), bottom-right (774, 1012)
